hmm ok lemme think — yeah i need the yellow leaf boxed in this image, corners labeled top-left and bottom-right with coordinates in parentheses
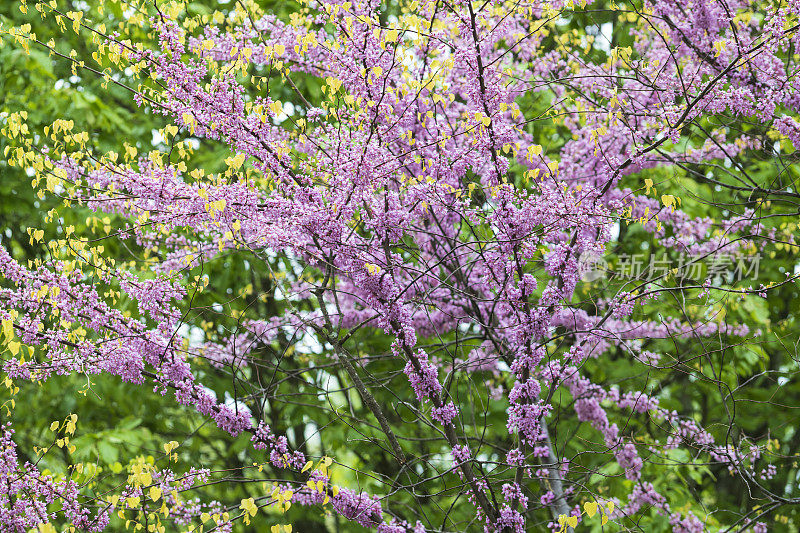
top-left (240, 497), bottom-right (257, 517)
top-left (584, 501), bottom-right (598, 517)
top-left (527, 144), bottom-right (542, 160)
top-left (149, 487), bottom-right (162, 501)
top-left (566, 516), bottom-right (578, 528)
top-left (8, 341), bottom-right (20, 356)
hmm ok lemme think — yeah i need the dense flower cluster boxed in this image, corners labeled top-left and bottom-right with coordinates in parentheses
top-left (1, 0), bottom-right (797, 530)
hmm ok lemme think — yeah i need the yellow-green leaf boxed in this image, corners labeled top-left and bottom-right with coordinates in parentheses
top-left (584, 501), bottom-right (598, 517)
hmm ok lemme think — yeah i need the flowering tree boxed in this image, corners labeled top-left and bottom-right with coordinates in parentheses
top-left (2, 0), bottom-right (800, 531)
